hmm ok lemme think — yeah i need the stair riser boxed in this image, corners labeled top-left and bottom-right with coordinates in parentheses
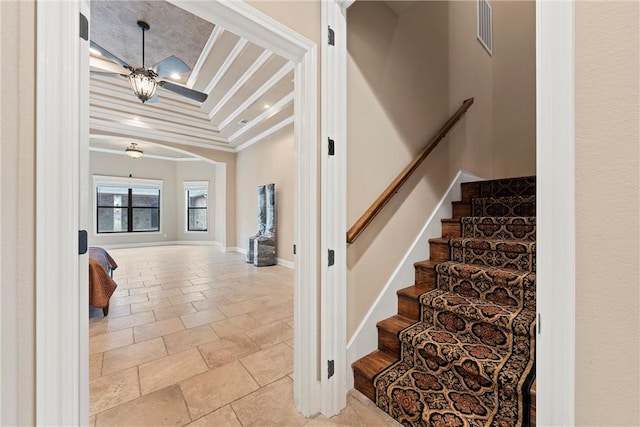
top-left (398, 295), bottom-right (420, 321)
top-left (463, 176), bottom-right (536, 200)
top-left (441, 221), bottom-right (461, 238)
top-left (428, 240), bottom-right (450, 263)
top-left (460, 182), bottom-right (481, 202)
top-left (452, 202), bottom-right (470, 218)
top-left (353, 369), bottom-right (375, 401)
top-left (377, 327), bottom-right (400, 356)
top-left (461, 217), bottom-right (536, 241)
top-left (414, 265), bottom-right (436, 287)
top-left (451, 246), bottom-right (536, 273)
top-left (472, 197), bottom-right (536, 217)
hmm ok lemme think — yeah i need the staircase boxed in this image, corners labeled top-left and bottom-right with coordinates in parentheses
top-left (352, 176), bottom-right (537, 426)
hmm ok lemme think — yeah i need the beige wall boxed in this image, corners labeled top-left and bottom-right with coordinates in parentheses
top-left (346, 0), bottom-right (536, 337)
top-left (89, 152), bottom-right (222, 246)
top-left (492, 1), bottom-right (536, 177)
top-left (0, 1), bottom-right (36, 425)
top-left (346, 1), bottom-right (452, 336)
top-left (236, 126), bottom-right (295, 263)
top-left (575, 1), bottom-right (640, 424)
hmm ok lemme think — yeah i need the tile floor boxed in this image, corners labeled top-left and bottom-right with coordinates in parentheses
top-left (89, 245), bottom-right (398, 426)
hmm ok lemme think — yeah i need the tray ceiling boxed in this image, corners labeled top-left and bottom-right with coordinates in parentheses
top-left (89, 0), bottom-right (294, 154)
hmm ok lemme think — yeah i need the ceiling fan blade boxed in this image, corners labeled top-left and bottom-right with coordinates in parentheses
top-left (159, 81), bottom-right (208, 103)
top-left (90, 56), bottom-right (130, 75)
top-left (151, 55), bottom-right (191, 79)
top-left (90, 70), bottom-right (127, 77)
top-left (90, 40), bottom-right (131, 70)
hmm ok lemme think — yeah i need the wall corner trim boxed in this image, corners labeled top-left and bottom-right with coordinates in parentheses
top-left (345, 170), bottom-right (484, 390)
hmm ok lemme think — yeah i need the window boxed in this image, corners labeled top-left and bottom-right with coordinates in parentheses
top-left (185, 181), bottom-right (208, 232)
top-left (94, 176), bottom-right (162, 234)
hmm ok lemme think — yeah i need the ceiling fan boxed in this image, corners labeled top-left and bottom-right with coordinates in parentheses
top-left (90, 20), bottom-right (208, 104)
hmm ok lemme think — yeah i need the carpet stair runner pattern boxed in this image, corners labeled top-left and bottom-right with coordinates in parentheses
top-left (352, 176), bottom-right (536, 427)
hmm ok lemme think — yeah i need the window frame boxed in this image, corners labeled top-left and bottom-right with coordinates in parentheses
top-left (184, 181), bottom-right (209, 233)
top-left (93, 175), bottom-right (163, 236)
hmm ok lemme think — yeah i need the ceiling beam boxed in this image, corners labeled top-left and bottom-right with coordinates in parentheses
top-left (187, 26), bottom-right (225, 88)
top-left (216, 62), bottom-right (294, 128)
top-left (228, 91), bottom-right (293, 142)
top-left (235, 115), bottom-right (294, 152)
top-left (208, 49), bottom-right (274, 119)
top-left (203, 38), bottom-right (248, 95)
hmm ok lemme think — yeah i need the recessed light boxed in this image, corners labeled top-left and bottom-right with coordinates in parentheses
top-left (264, 104), bottom-right (270, 109)
top-left (89, 47), bottom-right (102, 56)
top-left (170, 73), bottom-right (181, 80)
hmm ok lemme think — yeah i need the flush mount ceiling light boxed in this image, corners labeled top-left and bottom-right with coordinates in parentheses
top-left (89, 21), bottom-right (208, 104)
top-left (125, 142), bottom-right (143, 158)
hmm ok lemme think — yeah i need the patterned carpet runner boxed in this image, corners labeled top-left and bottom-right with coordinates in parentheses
top-left (373, 177), bottom-right (536, 426)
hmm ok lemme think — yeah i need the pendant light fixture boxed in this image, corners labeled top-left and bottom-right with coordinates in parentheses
top-left (125, 142), bottom-right (143, 158)
top-left (128, 21), bottom-right (157, 103)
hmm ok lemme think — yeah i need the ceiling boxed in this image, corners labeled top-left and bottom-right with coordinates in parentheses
top-left (89, 0), bottom-right (294, 156)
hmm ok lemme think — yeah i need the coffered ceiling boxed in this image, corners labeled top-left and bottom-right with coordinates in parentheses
top-left (89, 0), bottom-right (294, 155)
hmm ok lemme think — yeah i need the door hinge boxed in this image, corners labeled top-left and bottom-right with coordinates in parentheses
top-left (327, 360), bottom-right (335, 379)
top-left (537, 313), bottom-right (541, 334)
top-left (293, 244), bottom-right (297, 255)
top-left (79, 230), bottom-right (88, 255)
top-left (328, 26), bottom-right (335, 46)
top-left (328, 138), bottom-right (335, 156)
top-left (79, 13), bottom-right (88, 41)
top-left (328, 249), bottom-right (335, 267)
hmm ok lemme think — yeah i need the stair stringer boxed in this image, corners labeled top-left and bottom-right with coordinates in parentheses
top-left (346, 170), bottom-right (484, 390)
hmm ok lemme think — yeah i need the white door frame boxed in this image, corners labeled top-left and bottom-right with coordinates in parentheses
top-left (536, 1), bottom-right (576, 425)
top-left (35, 0), bottom-right (321, 424)
top-left (320, 0), bottom-right (350, 416)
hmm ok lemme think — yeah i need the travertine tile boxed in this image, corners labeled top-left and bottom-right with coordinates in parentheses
top-left (90, 320), bottom-right (107, 337)
top-left (134, 317), bottom-right (185, 343)
top-left (246, 321), bottom-right (293, 349)
top-left (139, 348), bottom-right (208, 395)
top-left (95, 385), bottom-right (191, 426)
top-left (305, 393), bottom-right (400, 427)
top-left (219, 300), bottom-right (261, 317)
top-left (105, 304), bottom-right (132, 318)
top-left (198, 333), bottom-right (260, 369)
top-left (186, 405), bottom-right (241, 427)
top-left (90, 329), bottom-right (134, 355)
top-left (191, 296), bottom-right (231, 312)
top-left (90, 353), bottom-right (103, 378)
top-left (285, 338), bottom-right (294, 349)
top-left (102, 338), bottom-right (167, 375)
top-left (89, 415), bottom-right (96, 427)
top-left (180, 360), bottom-right (259, 420)
top-left (128, 284), bottom-right (164, 296)
top-left (110, 294), bottom-right (149, 307)
top-left (180, 308), bottom-right (226, 329)
top-left (153, 302), bottom-right (197, 321)
top-left (146, 288), bottom-right (183, 301)
top-left (283, 315), bottom-right (295, 328)
top-left (161, 280), bottom-right (193, 290)
top-left (210, 314), bottom-right (261, 337)
top-left (202, 288), bottom-right (233, 299)
top-left (89, 367), bottom-right (140, 416)
top-left (163, 324), bottom-right (218, 355)
top-left (248, 302), bottom-right (293, 325)
top-left (240, 343), bottom-right (293, 386)
top-left (130, 298), bottom-right (172, 314)
top-left (181, 284), bottom-right (212, 294)
top-left (232, 377), bottom-right (306, 426)
top-left (106, 311), bottom-right (155, 333)
top-left (169, 292), bottom-right (205, 306)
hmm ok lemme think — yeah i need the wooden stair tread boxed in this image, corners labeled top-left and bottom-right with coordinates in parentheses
top-left (352, 350), bottom-right (396, 379)
top-left (377, 314), bottom-right (415, 332)
top-left (397, 285), bottom-right (431, 299)
top-left (441, 218), bottom-right (461, 223)
top-left (413, 259), bottom-right (439, 269)
top-left (428, 237), bottom-right (450, 244)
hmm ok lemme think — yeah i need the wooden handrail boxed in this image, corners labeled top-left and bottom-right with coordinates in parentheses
top-left (346, 97), bottom-right (474, 244)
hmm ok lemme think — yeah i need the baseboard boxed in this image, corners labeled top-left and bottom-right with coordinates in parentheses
top-left (226, 246), bottom-right (245, 254)
top-left (345, 170), bottom-right (484, 390)
top-left (277, 258), bottom-right (294, 269)
top-left (99, 240), bottom-right (219, 250)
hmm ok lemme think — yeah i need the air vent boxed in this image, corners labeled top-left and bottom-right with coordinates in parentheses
top-left (477, 0), bottom-right (493, 56)
top-left (238, 119), bottom-right (250, 125)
